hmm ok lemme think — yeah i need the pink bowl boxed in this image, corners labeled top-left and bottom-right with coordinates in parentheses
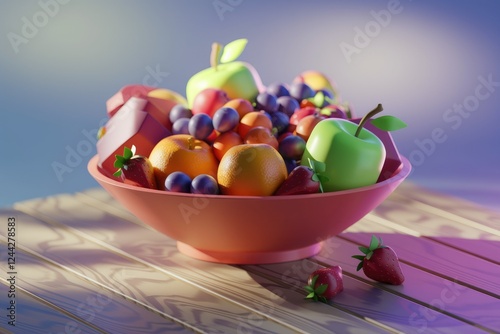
top-left (88, 128), bottom-right (411, 264)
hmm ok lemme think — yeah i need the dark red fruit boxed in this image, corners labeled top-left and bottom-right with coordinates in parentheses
top-left (274, 165), bottom-right (320, 196)
top-left (114, 145), bottom-right (157, 189)
top-left (353, 235), bottom-right (405, 285)
top-left (304, 266), bottom-right (344, 302)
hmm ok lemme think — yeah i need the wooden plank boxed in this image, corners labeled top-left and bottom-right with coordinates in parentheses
top-left (315, 237), bottom-right (497, 333)
top-left (0, 240), bottom-right (194, 334)
top-left (15, 194), bottom-right (395, 333)
top-left (343, 217), bottom-right (500, 297)
top-left (368, 196), bottom-right (500, 265)
top-left (79, 189), bottom-right (499, 333)
top-left (245, 238), bottom-right (494, 333)
top-left (0, 279), bottom-right (104, 333)
top-left (0, 209), bottom-right (293, 334)
top-left (241, 259), bottom-right (481, 334)
top-left (393, 182), bottom-right (500, 231)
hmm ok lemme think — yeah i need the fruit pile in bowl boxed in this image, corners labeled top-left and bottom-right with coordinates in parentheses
top-left (88, 38), bottom-right (411, 264)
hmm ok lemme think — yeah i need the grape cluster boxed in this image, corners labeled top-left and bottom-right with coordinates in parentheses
top-left (162, 80), bottom-right (353, 192)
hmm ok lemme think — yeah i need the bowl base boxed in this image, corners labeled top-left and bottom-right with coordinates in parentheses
top-left (177, 241), bottom-right (323, 264)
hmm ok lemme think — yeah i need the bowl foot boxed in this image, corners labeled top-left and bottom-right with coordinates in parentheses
top-left (177, 241), bottom-right (323, 264)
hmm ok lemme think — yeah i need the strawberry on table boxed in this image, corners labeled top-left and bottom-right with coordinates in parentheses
top-left (114, 145), bottom-right (157, 189)
top-left (304, 266), bottom-right (344, 302)
top-left (353, 235), bottom-right (405, 285)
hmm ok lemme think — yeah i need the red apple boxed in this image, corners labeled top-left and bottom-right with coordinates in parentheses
top-left (191, 88), bottom-right (230, 117)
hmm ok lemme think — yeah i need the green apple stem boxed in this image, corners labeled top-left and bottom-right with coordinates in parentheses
top-left (354, 104), bottom-right (383, 138)
top-left (210, 42), bottom-right (222, 71)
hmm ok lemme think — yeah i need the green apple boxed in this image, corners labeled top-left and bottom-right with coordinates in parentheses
top-left (301, 104), bottom-right (406, 191)
top-left (186, 38), bottom-right (263, 108)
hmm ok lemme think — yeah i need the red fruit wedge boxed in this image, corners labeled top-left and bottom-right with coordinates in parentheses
top-left (114, 145), bottom-right (157, 189)
top-left (353, 235), bottom-right (405, 285)
top-left (304, 266), bottom-right (344, 302)
top-left (274, 165), bottom-right (320, 196)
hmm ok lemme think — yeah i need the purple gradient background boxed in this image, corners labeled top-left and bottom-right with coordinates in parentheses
top-left (1, 0), bottom-right (499, 211)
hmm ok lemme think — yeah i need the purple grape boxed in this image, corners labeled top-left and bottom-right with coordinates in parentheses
top-left (172, 118), bottom-right (190, 134)
top-left (284, 159), bottom-right (298, 175)
top-left (266, 82), bottom-right (290, 97)
top-left (255, 92), bottom-right (278, 113)
top-left (279, 135), bottom-right (306, 160)
top-left (169, 104), bottom-right (193, 123)
top-left (212, 107), bottom-right (239, 133)
top-left (270, 111), bottom-right (290, 136)
top-left (191, 174), bottom-right (219, 195)
top-left (317, 89), bottom-right (334, 101)
top-left (188, 113), bottom-right (214, 140)
top-left (277, 96), bottom-right (300, 117)
top-left (165, 171), bottom-right (192, 193)
top-left (289, 82), bottom-right (315, 101)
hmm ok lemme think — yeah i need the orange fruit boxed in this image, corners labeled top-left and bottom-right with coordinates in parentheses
top-left (217, 144), bottom-right (287, 196)
top-left (244, 126), bottom-right (279, 150)
top-left (238, 111), bottom-right (273, 139)
top-left (212, 131), bottom-right (244, 161)
top-left (295, 114), bottom-right (324, 141)
top-left (149, 134), bottom-right (218, 187)
top-left (223, 98), bottom-right (254, 119)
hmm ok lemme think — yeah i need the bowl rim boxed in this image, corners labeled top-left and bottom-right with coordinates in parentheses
top-left (88, 154), bottom-right (412, 200)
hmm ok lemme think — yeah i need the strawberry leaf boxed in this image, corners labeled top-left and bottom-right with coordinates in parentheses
top-left (113, 145), bottom-right (136, 177)
top-left (358, 246), bottom-right (370, 254)
top-left (315, 284), bottom-right (328, 295)
top-left (370, 115), bottom-right (407, 132)
top-left (306, 292), bottom-right (315, 299)
top-left (356, 261), bottom-right (364, 271)
top-left (308, 158), bottom-right (328, 193)
top-left (304, 275), bottom-right (328, 303)
top-left (369, 235), bottom-right (379, 250)
top-left (220, 38), bottom-right (247, 64)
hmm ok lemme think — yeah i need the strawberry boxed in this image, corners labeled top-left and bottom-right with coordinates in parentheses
top-left (352, 235), bottom-right (405, 285)
top-left (274, 165), bottom-right (320, 195)
top-left (113, 145), bottom-right (157, 189)
top-left (304, 266), bottom-right (343, 302)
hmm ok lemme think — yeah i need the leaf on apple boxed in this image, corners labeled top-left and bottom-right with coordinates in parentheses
top-left (220, 38), bottom-right (248, 64)
top-left (370, 115), bottom-right (407, 132)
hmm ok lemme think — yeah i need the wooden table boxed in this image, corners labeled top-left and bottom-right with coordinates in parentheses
top-left (1, 182), bottom-right (499, 333)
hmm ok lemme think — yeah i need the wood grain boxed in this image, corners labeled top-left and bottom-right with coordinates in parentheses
top-left (78, 189), bottom-right (500, 333)
top-left (0, 239), bottom-right (194, 334)
top-left (80, 188), bottom-right (500, 332)
top-left (14, 194), bottom-right (395, 333)
top-left (0, 209), bottom-right (292, 334)
top-left (0, 278), bottom-right (103, 334)
top-left (343, 217), bottom-right (500, 297)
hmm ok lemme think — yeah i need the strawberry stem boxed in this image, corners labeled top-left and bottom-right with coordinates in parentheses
top-left (354, 104), bottom-right (383, 138)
